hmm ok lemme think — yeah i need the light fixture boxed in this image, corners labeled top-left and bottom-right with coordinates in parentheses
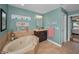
top-left (35, 15), bottom-right (43, 19)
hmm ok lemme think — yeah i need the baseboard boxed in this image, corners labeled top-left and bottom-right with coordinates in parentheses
top-left (68, 38), bottom-right (70, 42)
top-left (47, 39), bottom-right (62, 47)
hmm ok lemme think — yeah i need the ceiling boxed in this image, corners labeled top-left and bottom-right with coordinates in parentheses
top-left (10, 4), bottom-right (79, 14)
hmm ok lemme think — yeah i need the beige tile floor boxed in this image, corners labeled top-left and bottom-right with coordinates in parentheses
top-left (37, 40), bottom-right (79, 54)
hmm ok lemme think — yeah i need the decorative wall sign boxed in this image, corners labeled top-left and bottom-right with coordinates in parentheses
top-left (11, 14), bottom-right (31, 31)
top-left (16, 22), bottom-right (29, 26)
top-left (11, 14), bottom-right (31, 21)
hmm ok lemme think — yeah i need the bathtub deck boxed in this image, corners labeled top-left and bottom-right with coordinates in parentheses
top-left (37, 40), bottom-right (79, 54)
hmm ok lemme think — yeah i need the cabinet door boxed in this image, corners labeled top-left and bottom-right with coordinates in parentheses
top-left (34, 31), bottom-right (47, 42)
top-left (39, 31), bottom-right (47, 42)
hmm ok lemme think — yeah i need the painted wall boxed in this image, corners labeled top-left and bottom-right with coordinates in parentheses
top-left (7, 5), bottom-right (42, 32)
top-left (43, 7), bottom-right (67, 44)
top-left (43, 8), bottom-right (62, 44)
top-left (68, 10), bottom-right (79, 15)
top-left (0, 4), bottom-right (8, 37)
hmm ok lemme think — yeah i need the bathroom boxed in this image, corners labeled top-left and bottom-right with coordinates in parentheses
top-left (0, 4), bottom-right (79, 54)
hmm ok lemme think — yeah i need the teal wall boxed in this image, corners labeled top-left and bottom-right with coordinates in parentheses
top-left (68, 10), bottom-right (79, 15)
top-left (43, 7), bottom-right (67, 44)
top-left (7, 5), bottom-right (41, 32)
top-left (0, 4), bottom-right (8, 37)
top-left (43, 8), bottom-right (62, 44)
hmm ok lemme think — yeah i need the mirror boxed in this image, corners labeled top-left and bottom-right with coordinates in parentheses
top-left (0, 9), bottom-right (7, 32)
top-left (35, 15), bottom-right (43, 29)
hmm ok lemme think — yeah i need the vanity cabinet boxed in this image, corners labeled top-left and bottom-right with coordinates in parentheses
top-left (34, 30), bottom-right (47, 42)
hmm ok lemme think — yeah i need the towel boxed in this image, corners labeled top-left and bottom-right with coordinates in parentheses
top-left (48, 27), bottom-right (55, 38)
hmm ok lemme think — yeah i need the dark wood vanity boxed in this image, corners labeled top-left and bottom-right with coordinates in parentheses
top-left (34, 29), bottom-right (47, 42)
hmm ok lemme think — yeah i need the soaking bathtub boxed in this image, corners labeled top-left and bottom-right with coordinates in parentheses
top-left (2, 35), bottom-right (39, 54)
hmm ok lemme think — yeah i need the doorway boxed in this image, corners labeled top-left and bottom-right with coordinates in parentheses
top-left (70, 16), bottom-right (79, 43)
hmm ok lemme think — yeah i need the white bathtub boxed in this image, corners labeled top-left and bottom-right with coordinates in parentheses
top-left (2, 35), bottom-right (39, 54)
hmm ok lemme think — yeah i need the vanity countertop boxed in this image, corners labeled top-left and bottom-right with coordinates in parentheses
top-left (34, 29), bottom-right (47, 31)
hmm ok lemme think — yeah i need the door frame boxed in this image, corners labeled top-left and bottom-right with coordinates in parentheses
top-left (63, 13), bottom-right (67, 42)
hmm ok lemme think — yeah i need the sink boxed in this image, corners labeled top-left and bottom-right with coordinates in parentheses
top-left (34, 28), bottom-right (47, 31)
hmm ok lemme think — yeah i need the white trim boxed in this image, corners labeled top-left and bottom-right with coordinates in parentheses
top-left (47, 39), bottom-right (62, 47)
top-left (68, 17), bottom-right (71, 42)
top-left (68, 38), bottom-right (70, 41)
top-left (63, 13), bottom-right (67, 42)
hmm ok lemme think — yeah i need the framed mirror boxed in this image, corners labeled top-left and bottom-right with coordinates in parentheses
top-left (0, 9), bottom-right (7, 32)
top-left (35, 15), bottom-right (43, 29)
